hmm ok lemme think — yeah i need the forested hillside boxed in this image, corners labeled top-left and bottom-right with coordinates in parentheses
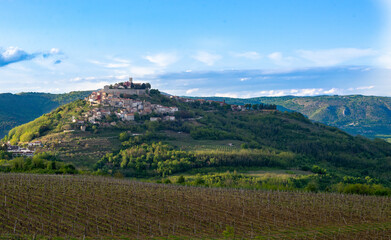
top-left (3, 91), bottom-right (391, 194)
top-left (195, 95), bottom-right (391, 140)
top-left (0, 91), bottom-right (92, 138)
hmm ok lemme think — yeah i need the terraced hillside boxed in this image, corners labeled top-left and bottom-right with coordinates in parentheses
top-left (0, 174), bottom-right (390, 239)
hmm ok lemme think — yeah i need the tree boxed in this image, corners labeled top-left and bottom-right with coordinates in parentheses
top-left (11, 157), bottom-right (26, 170)
top-left (0, 144), bottom-right (7, 151)
top-left (47, 161), bottom-right (56, 170)
top-left (149, 89), bottom-right (160, 95)
top-left (312, 165), bottom-right (327, 174)
top-left (119, 132), bottom-right (130, 142)
top-left (0, 150), bottom-right (11, 160)
top-left (241, 143), bottom-right (249, 149)
top-left (176, 175), bottom-right (185, 184)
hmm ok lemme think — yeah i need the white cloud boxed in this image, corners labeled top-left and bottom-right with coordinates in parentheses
top-left (268, 52), bottom-right (283, 61)
top-left (297, 48), bottom-right (376, 66)
top-left (376, 52), bottom-right (391, 69)
top-left (214, 92), bottom-right (240, 98)
top-left (348, 86), bottom-right (375, 91)
top-left (70, 77), bottom-right (83, 82)
top-left (258, 88), bottom-right (343, 97)
top-left (356, 85), bottom-right (374, 90)
top-left (69, 75), bottom-right (128, 82)
top-left (267, 52), bottom-right (294, 66)
top-left (193, 51), bottom-right (221, 66)
top-left (214, 91), bottom-right (267, 98)
top-left (89, 59), bottom-right (131, 69)
top-left (185, 88), bottom-right (199, 94)
top-left (50, 48), bottom-right (60, 54)
top-left (129, 66), bottom-right (158, 77)
top-left (0, 46), bottom-right (33, 66)
top-left (324, 88), bottom-right (338, 94)
top-left (0, 46), bottom-right (62, 67)
top-left (232, 51), bottom-right (261, 60)
top-left (106, 63), bottom-right (130, 68)
top-left (144, 52), bottom-right (179, 67)
top-left (239, 77), bottom-right (249, 82)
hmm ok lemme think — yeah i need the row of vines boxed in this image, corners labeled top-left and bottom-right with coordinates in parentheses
top-left (0, 174), bottom-right (390, 239)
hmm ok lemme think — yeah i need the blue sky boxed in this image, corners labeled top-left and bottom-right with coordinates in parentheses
top-left (0, 0), bottom-right (390, 97)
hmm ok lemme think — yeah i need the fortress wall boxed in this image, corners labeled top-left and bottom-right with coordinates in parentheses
top-left (103, 87), bottom-right (147, 95)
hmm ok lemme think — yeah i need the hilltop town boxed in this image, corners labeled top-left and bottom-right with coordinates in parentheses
top-left (82, 78), bottom-right (179, 125)
top-left (83, 77), bottom-right (274, 126)
top-left (2, 78), bottom-right (277, 157)
top-left (82, 77), bottom-right (257, 127)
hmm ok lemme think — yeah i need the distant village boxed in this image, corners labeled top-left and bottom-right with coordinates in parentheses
top-left (80, 78), bottom-right (179, 127)
top-left (82, 77), bottom-right (250, 127)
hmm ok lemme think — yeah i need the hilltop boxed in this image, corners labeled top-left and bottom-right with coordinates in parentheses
top-left (193, 95), bottom-right (391, 141)
top-left (0, 91), bottom-right (92, 138)
top-left (2, 81), bottom-right (391, 194)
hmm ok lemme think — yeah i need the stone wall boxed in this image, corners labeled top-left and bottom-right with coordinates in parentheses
top-left (103, 86), bottom-right (147, 96)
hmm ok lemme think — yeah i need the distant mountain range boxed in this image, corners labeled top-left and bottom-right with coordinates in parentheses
top-left (191, 95), bottom-right (391, 140)
top-left (0, 91), bottom-right (92, 138)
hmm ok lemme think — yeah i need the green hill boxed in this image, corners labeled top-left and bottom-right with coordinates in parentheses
top-left (0, 91), bottom-right (92, 138)
top-left (2, 90), bottom-right (391, 194)
top-left (192, 95), bottom-right (391, 140)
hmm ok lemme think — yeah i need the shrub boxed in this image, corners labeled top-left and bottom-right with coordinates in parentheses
top-left (176, 175), bottom-right (185, 184)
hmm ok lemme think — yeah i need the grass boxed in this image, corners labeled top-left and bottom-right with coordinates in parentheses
top-left (245, 169), bottom-right (312, 177)
top-left (170, 166), bottom-right (311, 177)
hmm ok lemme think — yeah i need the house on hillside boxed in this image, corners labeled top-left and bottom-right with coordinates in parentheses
top-left (124, 113), bottom-right (135, 121)
top-left (163, 116), bottom-right (175, 121)
top-left (28, 141), bottom-right (42, 147)
top-left (150, 117), bottom-right (161, 122)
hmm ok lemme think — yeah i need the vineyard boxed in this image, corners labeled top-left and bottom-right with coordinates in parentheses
top-left (0, 174), bottom-right (391, 239)
top-left (38, 130), bottom-right (122, 168)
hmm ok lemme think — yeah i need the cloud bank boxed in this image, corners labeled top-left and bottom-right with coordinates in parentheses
top-left (297, 48), bottom-right (376, 67)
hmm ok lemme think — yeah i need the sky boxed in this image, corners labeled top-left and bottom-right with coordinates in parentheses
top-left (0, 0), bottom-right (391, 97)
